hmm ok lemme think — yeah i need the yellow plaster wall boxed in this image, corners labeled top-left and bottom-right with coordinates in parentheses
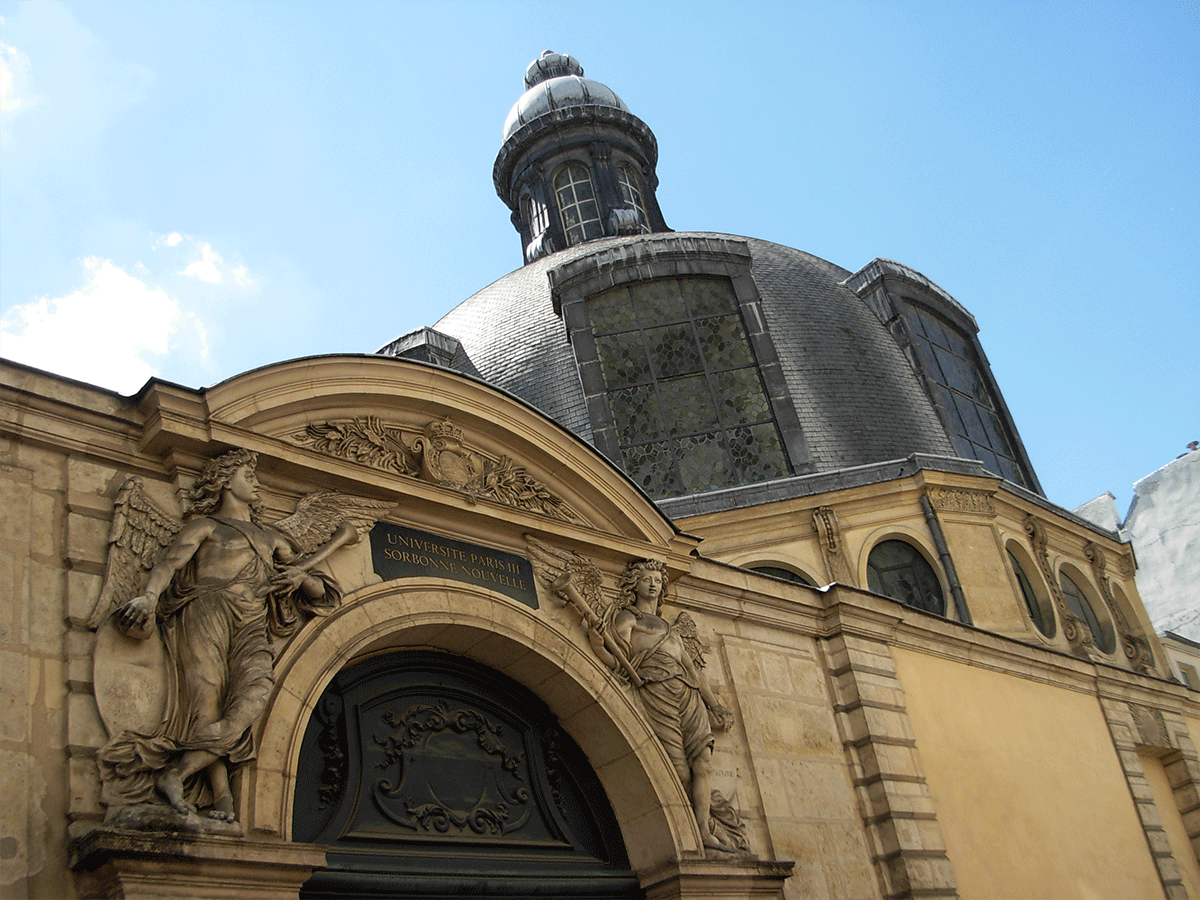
top-left (937, 518), bottom-right (1028, 635)
top-left (892, 647), bottom-right (1162, 899)
top-left (1140, 748), bottom-right (1200, 896)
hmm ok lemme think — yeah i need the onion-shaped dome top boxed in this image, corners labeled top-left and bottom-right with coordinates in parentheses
top-left (502, 51), bottom-right (630, 142)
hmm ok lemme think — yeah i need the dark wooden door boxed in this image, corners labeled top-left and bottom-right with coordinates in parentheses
top-left (294, 649), bottom-right (643, 899)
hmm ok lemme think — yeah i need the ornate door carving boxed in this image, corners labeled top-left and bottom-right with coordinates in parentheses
top-left (294, 650), bottom-right (642, 898)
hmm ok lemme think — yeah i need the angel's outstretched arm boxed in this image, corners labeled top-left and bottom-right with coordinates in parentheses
top-left (267, 520), bottom-right (357, 598)
top-left (115, 519), bottom-right (215, 637)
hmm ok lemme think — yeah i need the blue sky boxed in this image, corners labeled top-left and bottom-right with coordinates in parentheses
top-left (1, 0), bottom-right (1196, 515)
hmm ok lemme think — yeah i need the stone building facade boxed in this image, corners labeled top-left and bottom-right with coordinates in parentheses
top-left (2, 51), bottom-right (1199, 900)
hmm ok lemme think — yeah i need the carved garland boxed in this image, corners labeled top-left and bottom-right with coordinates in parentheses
top-left (1085, 541), bottom-right (1157, 675)
top-left (297, 416), bottom-right (579, 523)
top-left (1024, 515), bottom-right (1094, 657)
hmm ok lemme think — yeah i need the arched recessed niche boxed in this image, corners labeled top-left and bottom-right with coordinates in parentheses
top-left (866, 539), bottom-right (946, 617)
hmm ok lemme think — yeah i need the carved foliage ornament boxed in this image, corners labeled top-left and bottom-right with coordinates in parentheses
top-left (928, 487), bottom-right (997, 517)
top-left (298, 417), bottom-right (578, 522)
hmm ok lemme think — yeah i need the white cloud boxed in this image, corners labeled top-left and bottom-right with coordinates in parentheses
top-left (155, 232), bottom-right (255, 287)
top-left (1, 26), bottom-right (41, 148)
top-left (181, 241), bottom-right (225, 283)
top-left (1, 257), bottom-right (208, 394)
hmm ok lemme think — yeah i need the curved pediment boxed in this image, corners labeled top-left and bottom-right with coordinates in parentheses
top-left (141, 354), bottom-right (684, 554)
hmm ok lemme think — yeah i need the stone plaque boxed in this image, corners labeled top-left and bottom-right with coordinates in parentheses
top-left (370, 522), bottom-right (538, 609)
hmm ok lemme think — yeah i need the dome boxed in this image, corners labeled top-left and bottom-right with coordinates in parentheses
top-left (432, 233), bottom-right (961, 492)
top-left (501, 51), bottom-right (630, 142)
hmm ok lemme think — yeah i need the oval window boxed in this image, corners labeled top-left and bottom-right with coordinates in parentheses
top-left (1008, 548), bottom-right (1054, 637)
top-left (1059, 570), bottom-right (1113, 653)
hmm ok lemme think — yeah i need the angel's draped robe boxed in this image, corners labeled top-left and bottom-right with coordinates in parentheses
top-left (98, 517), bottom-right (339, 810)
top-left (625, 611), bottom-right (713, 787)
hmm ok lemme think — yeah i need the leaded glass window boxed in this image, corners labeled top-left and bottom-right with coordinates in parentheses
top-left (867, 540), bottom-right (945, 616)
top-left (553, 163), bottom-right (603, 246)
top-left (588, 276), bottom-right (790, 498)
top-left (906, 304), bottom-right (1028, 487)
top-left (616, 166), bottom-right (648, 231)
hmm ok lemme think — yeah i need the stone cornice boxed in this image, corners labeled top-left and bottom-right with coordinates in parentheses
top-left (843, 257), bottom-right (977, 333)
top-left (493, 104), bottom-right (658, 201)
top-left (547, 234), bottom-right (753, 316)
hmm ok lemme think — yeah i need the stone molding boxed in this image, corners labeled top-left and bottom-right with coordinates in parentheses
top-left (69, 831), bottom-right (326, 900)
top-left (256, 581), bottom-right (698, 870)
top-left (640, 858), bottom-right (795, 900)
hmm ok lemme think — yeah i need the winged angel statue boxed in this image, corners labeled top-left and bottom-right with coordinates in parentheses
top-left (89, 448), bottom-right (390, 831)
top-left (527, 539), bottom-right (749, 855)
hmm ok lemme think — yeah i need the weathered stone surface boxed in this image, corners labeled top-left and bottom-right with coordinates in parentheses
top-left (70, 829), bottom-right (326, 900)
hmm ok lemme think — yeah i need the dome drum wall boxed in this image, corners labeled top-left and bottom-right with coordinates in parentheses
top-left (499, 112), bottom-right (668, 263)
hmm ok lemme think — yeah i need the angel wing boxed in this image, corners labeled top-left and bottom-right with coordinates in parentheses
top-left (524, 534), bottom-right (611, 625)
top-left (673, 611), bottom-right (708, 669)
top-left (88, 477), bottom-right (182, 629)
top-left (272, 491), bottom-right (394, 555)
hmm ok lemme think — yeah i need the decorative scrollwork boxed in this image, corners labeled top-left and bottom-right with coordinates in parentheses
top-left (300, 416), bottom-right (421, 477)
top-left (1086, 541), bottom-right (1157, 675)
top-left (376, 701), bottom-right (524, 778)
top-left (295, 416), bottom-right (579, 522)
top-left (372, 700), bottom-right (530, 837)
top-left (404, 800), bottom-right (510, 835)
top-left (1025, 515), bottom-right (1094, 656)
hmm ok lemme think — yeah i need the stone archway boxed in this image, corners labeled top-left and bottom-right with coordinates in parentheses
top-left (247, 581), bottom-right (698, 875)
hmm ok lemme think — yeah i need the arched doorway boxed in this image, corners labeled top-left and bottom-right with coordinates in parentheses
top-left (293, 649), bottom-right (644, 898)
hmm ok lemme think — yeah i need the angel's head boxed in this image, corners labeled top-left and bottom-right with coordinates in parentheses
top-left (617, 558), bottom-right (669, 614)
top-left (187, 448), bottom-right (264, 522)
